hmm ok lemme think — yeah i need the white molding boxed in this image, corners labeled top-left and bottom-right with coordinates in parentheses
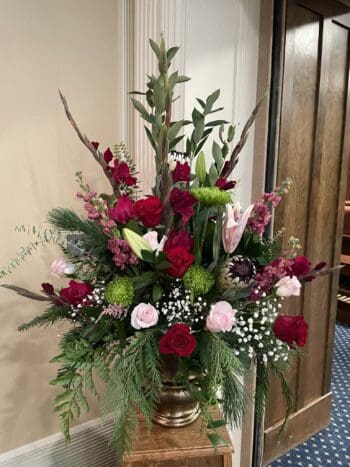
top-left (0, 416), bottom-right (117, 467)
top-left (127, 0), bottom-right (187, 192)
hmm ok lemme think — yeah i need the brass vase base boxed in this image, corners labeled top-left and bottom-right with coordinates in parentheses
top-left (152, 383), bottom-right (201, 428)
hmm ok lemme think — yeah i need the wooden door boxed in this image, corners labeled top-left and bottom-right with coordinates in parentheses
top-left (263, 1), bottom-right (350, 463)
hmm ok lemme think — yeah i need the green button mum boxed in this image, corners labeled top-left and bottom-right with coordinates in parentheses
top-left (105, 277), bottom-right (135, 307)
top-left (190, 187), bottom-right (231, 206)
top-left (183, 265), bottom-right (215, 297)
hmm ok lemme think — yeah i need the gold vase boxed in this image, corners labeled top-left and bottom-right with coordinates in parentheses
top-left (152, 355), bottom-right (201, 428)
top-left (152, 381), bottom-right (200, 427)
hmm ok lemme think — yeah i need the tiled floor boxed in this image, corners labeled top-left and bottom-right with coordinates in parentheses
top-left (270, 323), bottom-right (350, 467)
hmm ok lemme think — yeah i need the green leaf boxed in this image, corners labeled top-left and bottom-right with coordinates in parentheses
top-left (144, 126), bottom-right (157, 151)
top-left (128, 91), bottom-right (146, 95)
top-left (169, 134), bottom-right (185, 151)
top-left (149, 38), bottom-right (161, 58)
top-left (167, 46), bottom-right (179, 63)
top-left (168, 120), bottom-right (184, 142)
top-left (196, 98), bottom-right (206, 108)
top-left (153, 80), bottom-right (166, 114)
top-left (132, 271), bottom-right (157, 289)
top-left (140, 249), bottom-right (155, 263)
top-left (212, 141), bottom-right (223, 172)
top-left (207, 432), bottom-right (228, 448)
top-left (152, 284), bottom-right (163, 302)
top-left (131, 98), bottom-right (149, 120)
top-left (169, 71), bottom-right (179, 90)
top-left (195, 151), bottom-right (207, 184)
top-left (192, 108), bottom-right (203, 123)
top-left (193, 118), bottom-right (205, 145)
top-left (207, 419), bottom-right (226, 429)
top-left (176, 75), bottom-right (191, 83)
top-left (205, 119), bottom-right (229, 127)
top-left (227, 124), bottom-right (236, 142)
top-left (208, 163), bottom-right (218, 186)
top-left (204, 89), bottom-right (220, 114)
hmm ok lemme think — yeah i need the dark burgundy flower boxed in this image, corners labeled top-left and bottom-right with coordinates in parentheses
top-left (59, 280), bottom-right (93, 305)
top-left (169, 188), bottom-right (196, 224)
top-left (111, 160), bottom-right (137, 186)
top-left (135, 196), bottom-right (163, 228)
top-left (172, 162), bottom-right (191, 183)
top-left (103, 148), bottom-right (113, 163)
top-left (91, 141), bottom-right (99, 149)
top-left (159, 323), bottom-right (196, 357)
top-left (109, 195), bottom-right (136, 224)
top-left (290, 256), bottom-right (311, 277)
top-left (165, 246), bottom-right (194, 278)
top-left (215, 177), bottom-right (236, 191)
top-left (164, 230), bottom-right (193, 253)
top-left (41, 283), bottom-right (55, 295)
top-left (273, 315), bottom-right (308, 347)
top-left (314, 261), bottom-right (327, 271)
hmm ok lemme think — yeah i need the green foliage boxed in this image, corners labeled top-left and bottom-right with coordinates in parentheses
top-left (102, 329), bottom-right (161, 459)
top-left (197, 333), bottom-right (247, 427)
top-left (50, 332), bottom-right (113, 443)
top-left (48, 208), bottom-right (108, 254)
top-left (0, 225), bottom-right (61, 278)
top-left (18, 305), bottom-right (68, 332)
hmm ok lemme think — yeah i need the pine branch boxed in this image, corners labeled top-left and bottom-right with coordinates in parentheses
top-left (58, 90), bottom-right (120, 196)
top-left (18, 305), bottom-right (69, 331)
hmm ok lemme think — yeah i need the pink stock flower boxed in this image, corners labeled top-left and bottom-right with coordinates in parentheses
top-left (275, 275), bottom-right (301, 297)
top-left (222, 203), bottom-right (254, 254)
top-left (247, 202), bottom-right (271, 235)
top-left (206, 301), bottom-right (236, 332)
top-left (108, 238), bottom-right (138, 269)
top-left (51, 259), bottom-right (75, 278)
top-left (263, 192), bottom-right (282, 208)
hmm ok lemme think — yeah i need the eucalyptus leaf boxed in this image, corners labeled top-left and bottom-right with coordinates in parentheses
top-left (212, 141), bottom-right (223, 172)
top-left (153, 80), bottom-right (166, 114)
top-left (227, 124), bottom-right (236, 142)
top-left (209, 163), bottom-right (218, 186)
top-left (131, 98), bottom-right (149, 120)
top-left (176, 75), bottom-right (191, 83)
top-left (168, 120), bottom-right (184, 142)
top-left (149, 38), bottom-right (161, 58)
top-left (192, 118), bottom-right (205, 146)
top-left (204, 89), bottom-right (220, 114)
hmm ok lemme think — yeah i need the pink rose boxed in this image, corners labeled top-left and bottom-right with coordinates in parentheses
top-left (51, 259), bottom-right (75, 278)
top-left (131, 303), bottom-right (159, 329)
top-left (275, 275), bottom-right (301, 297)
top-left (206, 301), bottom-right (236, 333)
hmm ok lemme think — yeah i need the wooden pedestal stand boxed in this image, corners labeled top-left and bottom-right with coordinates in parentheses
top-left (123, 407), bottom-right (233, 467)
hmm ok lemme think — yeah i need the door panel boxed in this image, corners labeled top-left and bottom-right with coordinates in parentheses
top-left (263, 0), bottom-right (350, 463)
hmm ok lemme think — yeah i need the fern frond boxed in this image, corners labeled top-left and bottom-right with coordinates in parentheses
top-left (18, 306), bottom-right (69, 332)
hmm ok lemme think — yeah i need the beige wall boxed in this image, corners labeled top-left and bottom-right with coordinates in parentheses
top-left (0, 0), bottom-right (119, 452)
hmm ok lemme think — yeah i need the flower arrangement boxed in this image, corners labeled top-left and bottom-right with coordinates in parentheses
top-left (2, 37), bottom-right (330, 457)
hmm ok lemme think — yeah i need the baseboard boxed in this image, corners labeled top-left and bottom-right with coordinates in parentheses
top-left (0, 415), bottom-right (118, 467)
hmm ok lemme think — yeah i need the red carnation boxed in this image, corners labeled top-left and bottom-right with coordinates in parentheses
top-left (290, 256), bottom-right (311, 277)
top-left (215, 177), bottom-right (236, 191)
top-left (172, 162), bottom-right (191, 183)
top-left (111, 160), bottom-right (137, 186)
top-left (135, 196), bottom-right (163, 228)
top-left (59, 280), bottom-right (93, 305)
top-left (109, 195), bottom-right (135, 224)
top-left (164, 230), bottom-right (193, 253)
top-left (159, 323), bottom-right (196, 357)
top-left (169, 188), bottom-right (196, 224)
top-left (165, 246), bottom-right (194, 278)
top-left (273, 315), bottom-right (308, 347)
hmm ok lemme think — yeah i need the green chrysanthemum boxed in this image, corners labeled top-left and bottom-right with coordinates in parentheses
top-left (183, 265), bottom-right (215, 296)
top-left (190, 187), bottom-right (231, 206)
top-left (105, 277), bottom-right (135, 307)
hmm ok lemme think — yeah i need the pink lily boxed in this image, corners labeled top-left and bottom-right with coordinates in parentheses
top-left (222, 203), bottom-right (254, 253)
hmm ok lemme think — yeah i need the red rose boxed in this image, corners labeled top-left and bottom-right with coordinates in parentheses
top-left (59, 280), bottom-right (93, 305)
top-left (165, 246), bottom-right (194, 278)
top-left (169, 188), bottom-right (196, 224)
top-left (290, 256), bottom-right (311, 277)
top-left (159, 323), bottom-right (196, 357)
top-left (273, 315), bottom-right (308, 347)
top-left (215, 177), bottom-right (236, 191)
top-left (111, 160), bottom-right (137, 186)
top-left (109, 195), bottom-right (135, 224)
top-left (164, 230), bottom-right (193, 253)
top-left (135, 196), bottom-right (163, 228)
top-left (172, 162), bottom-right (191, 183)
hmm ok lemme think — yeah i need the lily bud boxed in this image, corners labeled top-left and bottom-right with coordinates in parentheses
top-left (122, 228), bottom-right (153, 259)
